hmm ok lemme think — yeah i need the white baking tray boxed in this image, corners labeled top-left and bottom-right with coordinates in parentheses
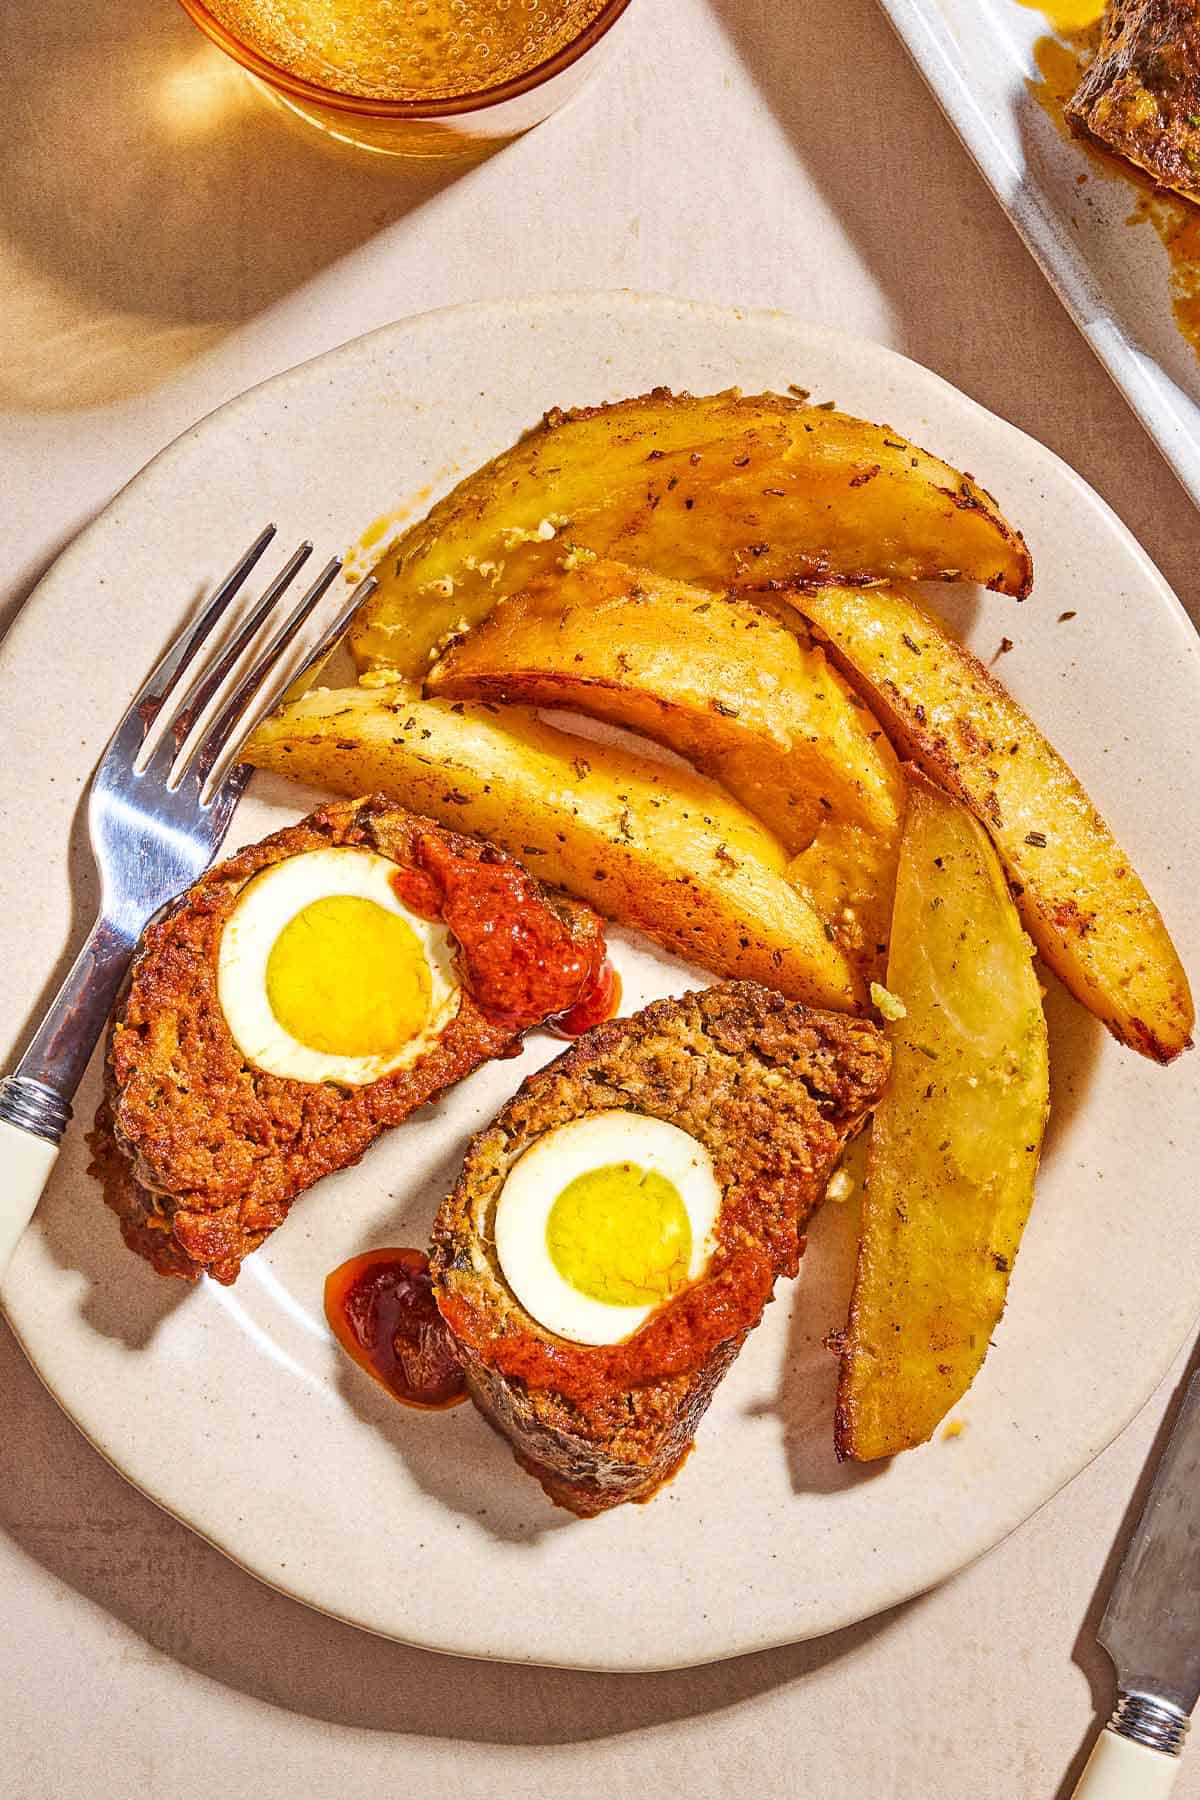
top-left (878, 0), bottom-right (1200, 511)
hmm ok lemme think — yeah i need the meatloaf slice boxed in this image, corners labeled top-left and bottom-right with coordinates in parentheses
top-left (89, 796), bottom-right (604, 1285)
top-left (431, 982), bottom-right (889, 1515)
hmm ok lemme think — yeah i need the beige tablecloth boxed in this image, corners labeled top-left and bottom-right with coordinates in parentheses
top-left (2, 1), bottom-right (1198, 1794)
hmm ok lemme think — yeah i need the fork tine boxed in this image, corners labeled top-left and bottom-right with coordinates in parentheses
top-left (189, 555), bottom-right (342, 792)
top-left (164, 539), bottom-right (314, 756)
top-left (124, 525), bottom-right (276, 746)
top-left (198, 570), bottom-right (378, 801)
top-left (261, 571), bottom-right (379, 717)
top-left (193, 556), bottom-right (346, 788)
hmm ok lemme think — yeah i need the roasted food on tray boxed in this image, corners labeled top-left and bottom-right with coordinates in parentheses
top-left (1066, 0), bottom-right (1200, 206)
top-left (348, 386), bottom-right (1033, 677)
top-left (835, 775), bottom-right (1051, 1461)
top-left (431, 982), bottom-right (889, 1514)
top-left (89, 797), bottom-right (607, 1284)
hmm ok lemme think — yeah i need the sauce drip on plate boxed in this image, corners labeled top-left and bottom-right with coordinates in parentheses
top-left (549, 959), bottom-right (621, 1038)
top-left (324, 1248), bottom-right (466, 1409)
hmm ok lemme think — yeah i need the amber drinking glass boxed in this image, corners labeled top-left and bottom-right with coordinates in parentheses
top-left (175, 0), bottom-right (634, 157)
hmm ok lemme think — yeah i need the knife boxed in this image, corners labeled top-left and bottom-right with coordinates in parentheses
top-left (1073, 1367), bottom-right (1200, 1798)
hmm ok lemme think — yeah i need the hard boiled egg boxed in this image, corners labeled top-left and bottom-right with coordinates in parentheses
top-left (217, 847), bottom-right (459, 1086)
top-left (494, 1110), bottom-right (722, 1345)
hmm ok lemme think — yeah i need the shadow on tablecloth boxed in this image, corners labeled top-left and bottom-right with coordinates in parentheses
top-left (0, 1311), bottom-right (915, 1743)
top-left (0, 0), bottom-right (474, 410)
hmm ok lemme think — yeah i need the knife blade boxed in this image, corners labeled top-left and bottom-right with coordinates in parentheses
top-left (1073, 1366), bottom-right (1200, 1798)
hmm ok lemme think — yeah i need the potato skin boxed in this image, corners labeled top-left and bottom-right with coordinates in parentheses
top-left (428, 558), bottom-right (906, 854)
top-left (350, 387), bottom-right (1033, 678)
top-left (835, 777), bottom-right (1050, 1461)
top-left (791, 581), bottom-right (1194, 1063)
top-left (245, 683), bottom-right (865, 1012)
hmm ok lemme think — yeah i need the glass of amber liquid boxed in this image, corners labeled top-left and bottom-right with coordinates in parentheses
top-left (176, 0), bottom-right (634, 156)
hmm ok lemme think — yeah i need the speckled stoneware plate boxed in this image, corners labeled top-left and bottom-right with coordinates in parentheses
top-left (1, 293), bottom-right (1197, 1671)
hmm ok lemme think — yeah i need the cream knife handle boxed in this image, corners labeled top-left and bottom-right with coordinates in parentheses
top-left (1074, 1731), bottom-right (1181, 1800)
top-left (1074, 1695), bottom-right (1190, 1800)
top-left (0, 1120), bottom-right (59, 1280)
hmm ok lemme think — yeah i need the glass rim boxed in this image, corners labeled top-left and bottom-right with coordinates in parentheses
top-left (175, 0), bottom-right (634, 119)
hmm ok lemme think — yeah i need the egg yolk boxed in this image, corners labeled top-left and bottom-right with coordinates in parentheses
top-left (546, 1162), bottom-right (693, 1307)
top-left (265, 895), bottom-right (432, 1058)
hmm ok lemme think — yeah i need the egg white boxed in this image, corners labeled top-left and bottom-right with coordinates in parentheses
top-left (217, 846), bottom-right (460, 1086)
top-left (494, 1110), bottom-right (723, 1346)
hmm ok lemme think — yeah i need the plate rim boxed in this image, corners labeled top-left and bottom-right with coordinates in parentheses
top-left (6, 289), bottom-right (1195, 668)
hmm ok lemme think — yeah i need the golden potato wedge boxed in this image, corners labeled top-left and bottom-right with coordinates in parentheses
top-left (427, 559), bottom-right (906, 854)
top-left (790, 582), bottom-right (1194, 1062)
top-left (835, 775), bottom-right (1050, 1462)
top-left (787, 820), bottom-right (900, 984)
top-left (244, 683), bottom-right (864, 1012)
top-left (350, 388), bottom-right (1032, 678)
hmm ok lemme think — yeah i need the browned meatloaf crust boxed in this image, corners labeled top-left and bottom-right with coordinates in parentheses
top-left (431, 982), bottom-right (889, 1515)
top-left (1067, 1), bottom-right (1200, 203)
top-left (89, 796), bottom-right (603, 1286)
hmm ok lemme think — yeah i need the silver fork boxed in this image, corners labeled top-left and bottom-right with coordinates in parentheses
top-left (0, 525), bottom-right (376, 1278)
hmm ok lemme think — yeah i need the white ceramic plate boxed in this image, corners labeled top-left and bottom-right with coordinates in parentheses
top-left (1, 293), bottom-right (1197, 1672)
top-left (879, 0), bottom-right (1200, 511)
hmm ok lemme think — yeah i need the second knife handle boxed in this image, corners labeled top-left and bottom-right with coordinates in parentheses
top-left (1073, 1710), bottom-right (1186, 1800)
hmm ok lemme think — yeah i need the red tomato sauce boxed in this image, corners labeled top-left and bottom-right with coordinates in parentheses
top-left (390, 830), bottom-right (617, 1035)
top-left (437, 1247), bottom-right (777, 1409)
top-left (436, 1174), bottom-right (800, 1407)
top-left (324, 1247), bottom-right (466, 1410)
top-left (549, 960), bottom-right (621, 1038)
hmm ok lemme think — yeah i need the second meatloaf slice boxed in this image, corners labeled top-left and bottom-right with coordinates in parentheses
top-left (431, 982), bottom-right (889, 1514)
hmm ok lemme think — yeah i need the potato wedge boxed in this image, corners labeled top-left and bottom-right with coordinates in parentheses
top-left (350, 388), bottom-right (1032, 678)
top-left (427, 559), bottom-right (906, 854)
top-left (244, 683), bottom-right (864, 1012)
top-left (835, 776), bottom-right (1050, 1462)
top-left (790, 582), bottom-right (1194, 1062)
top-left (787, 820), bottom-right (899, 984)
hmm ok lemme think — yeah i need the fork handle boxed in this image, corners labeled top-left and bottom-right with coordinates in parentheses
top-left (0, 1122), bottom-right (60, 1280)
top-left (10, 915), bottom-right (133, 1106)
top-left (0, 914), bottom-right (134, 1279)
